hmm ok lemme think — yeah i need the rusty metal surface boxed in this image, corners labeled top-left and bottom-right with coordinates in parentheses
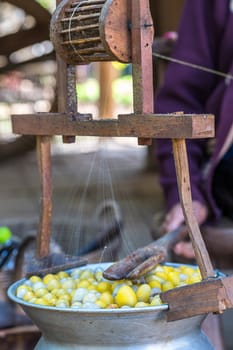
top-left (50, 0), bottom-right (131, 64)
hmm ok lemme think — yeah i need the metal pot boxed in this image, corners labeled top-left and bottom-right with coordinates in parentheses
top-left (8, 263), bottom-right (214, 350)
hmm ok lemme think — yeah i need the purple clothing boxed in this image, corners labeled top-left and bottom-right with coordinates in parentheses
top-left (155, 0), bottom-right (233, 221)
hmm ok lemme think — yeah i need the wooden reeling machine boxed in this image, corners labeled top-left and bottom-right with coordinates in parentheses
top-left (11, 0), bottom-right (233, 321)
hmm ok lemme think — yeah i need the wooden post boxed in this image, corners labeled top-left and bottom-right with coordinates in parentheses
top-left (56, 1), bottom-right (77, 143)
top-left (131, 0), bottom-right (154, 145)
top-left (99, 62), bottom-right (116, 118)
top-left (36, 136), bottom-right (52, 257)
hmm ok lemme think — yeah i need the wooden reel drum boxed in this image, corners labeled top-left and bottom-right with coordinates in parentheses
top-left (50, 0), bottom-right (131, 64)
top-left (11, 0), bottom-right (233, 322)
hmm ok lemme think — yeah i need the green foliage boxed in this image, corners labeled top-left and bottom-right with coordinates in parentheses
top-left (112, 75), bottom-right (133, 106)
top-left (76, 76), bottom-right (133, 106)
top-left (35, 0), bottom-right (55, 12)
top-left (77, 78), bottom-right (99, 103)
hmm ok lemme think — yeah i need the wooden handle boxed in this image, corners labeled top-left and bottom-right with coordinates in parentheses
top-left (150, 226), bottom-right (184, 252)
top-left (172, 138), bottom-right (215, 279)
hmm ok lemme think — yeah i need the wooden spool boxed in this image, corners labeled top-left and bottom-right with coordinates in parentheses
top-left (50, 0), bottom-right (131, 64)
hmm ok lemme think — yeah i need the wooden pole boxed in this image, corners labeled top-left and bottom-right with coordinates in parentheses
top-left (36, 135), bottom-right (52, 257)
top-left (172, 137), bottom-right (215, 279)
top-left (56, 0), bottom-right (77, 143)
top-left (99, 62), bottom-right (116, 118)
top-left (131, 0), bottom-right (154, 145)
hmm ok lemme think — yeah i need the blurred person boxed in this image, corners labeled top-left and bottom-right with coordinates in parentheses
top-left (154, 0), bottom-right (233, 260)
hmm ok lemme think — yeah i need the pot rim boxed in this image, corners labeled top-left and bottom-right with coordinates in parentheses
top-left (7, 261), bottom-right (204, 315)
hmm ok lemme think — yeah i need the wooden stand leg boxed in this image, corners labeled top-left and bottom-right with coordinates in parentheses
top-left (172, 138), bottom-right (215, 279)
top-left (36, 135), bottom-right (52, 258)
top-left (160, 141), bottom-right (233, 321)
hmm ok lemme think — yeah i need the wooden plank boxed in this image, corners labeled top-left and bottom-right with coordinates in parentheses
top-left (160, 275), bottom-right (233, 321)
top-left (11, 113), bottom-right (215, 138)
top-left (119, 114), bottom-right (214, 138)
top-left (0, 1), bottom-right (51, 67)
top-left (0, 27), bottom-right (50, 56)
top-left (0, 53), bottom-right (55, 75)
top-left (7, 0), bottom-right (51, 24)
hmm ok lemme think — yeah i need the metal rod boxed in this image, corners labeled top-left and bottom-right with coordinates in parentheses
top-left (62, 13), bottom-right (99, 22)
top-left (62, 36), bottom-right (101, 45)
top-left (60, 23), bottom-right (99, 34)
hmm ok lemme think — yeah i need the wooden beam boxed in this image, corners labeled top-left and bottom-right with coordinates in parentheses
top-left (131, 0), bottom-right (154, 114)
top-left (6, 0), bottom-right (51, 24)
top-left (55, 0), bottom-right (77, 144)
top-left (0, 53), bottom-right (55, 75)
top-left (98, 62), bottom-right (115, 118)
top-left (0, 27), bottom-right (50, 57)
top-left (11, 113), bottom-right (215, 139)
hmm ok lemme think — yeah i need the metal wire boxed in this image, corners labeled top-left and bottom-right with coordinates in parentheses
top-left (68, 0), bottom-right (90, 62)
top-left (153, 52), bottom-right (233, 82)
